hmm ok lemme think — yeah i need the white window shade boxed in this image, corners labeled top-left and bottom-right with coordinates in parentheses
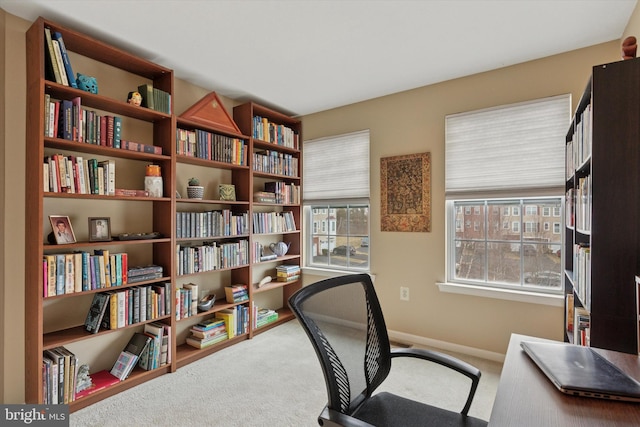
top-left (303, 130), bottom-right (370, 201)
top-left (445, 95), bottom-right (570, 198)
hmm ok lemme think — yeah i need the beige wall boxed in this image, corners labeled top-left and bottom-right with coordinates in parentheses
top-left (301, 37), bottom-right (637, 356)
top-left (3, 4), bottom-right (640, 403)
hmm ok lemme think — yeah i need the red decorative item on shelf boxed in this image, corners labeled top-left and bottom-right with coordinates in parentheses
top-left (622, 36), bottom-right (637, 60)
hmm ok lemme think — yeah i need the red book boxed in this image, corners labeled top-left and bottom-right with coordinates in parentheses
top-left (75, 370), bottom-right (119, 400)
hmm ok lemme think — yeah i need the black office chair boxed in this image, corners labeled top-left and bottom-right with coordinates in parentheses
top-left (288, 273), bottom-right (488, 427)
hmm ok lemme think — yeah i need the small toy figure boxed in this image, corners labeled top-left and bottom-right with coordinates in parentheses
top-left (127, 91), bottom-right (142, 106)
top-left (622, 36), bottom-right (637, 60)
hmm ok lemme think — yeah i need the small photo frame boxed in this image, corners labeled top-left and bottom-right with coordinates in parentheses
top-left (219, 184), bottom-right (236, 201)
top-left (89, 217), bottom-right (111, 242)
top-left (49, 215), bottom-right (76, 244)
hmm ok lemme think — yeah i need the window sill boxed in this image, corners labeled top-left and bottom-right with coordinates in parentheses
top-left (436, 282), bottom-right (564, 307)
top-left (302, 267), bottom-right (375, 282)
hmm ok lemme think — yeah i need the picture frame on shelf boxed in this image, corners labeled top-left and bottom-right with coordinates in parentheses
top-left (89, 217), bottom-right (111, 242)
top-left (219, 184), bottom-right (236, 201)
top-left (49, 215), bottom-right (76, 244)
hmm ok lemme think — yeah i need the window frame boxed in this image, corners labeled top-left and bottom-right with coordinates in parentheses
top-left (304, 203), bottom-right (370, 273)
top-left (446, 197), bottom-right (563, 295)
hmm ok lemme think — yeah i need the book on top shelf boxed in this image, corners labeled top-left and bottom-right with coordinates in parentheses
top-left (51, 31), bottom-right (78, 88)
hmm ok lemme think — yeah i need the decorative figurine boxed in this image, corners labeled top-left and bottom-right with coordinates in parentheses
top-left (127, 91), bottom-right (142, 106)
top-left (622, 36), bottom-right (637, 60)
top-left (75, 364), bottom-right (92, 393)
top-left (76, 73), bottom-right (98, 94)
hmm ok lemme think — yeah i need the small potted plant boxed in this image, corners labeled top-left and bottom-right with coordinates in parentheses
top-left (187, 177), bottom-right (204, 199)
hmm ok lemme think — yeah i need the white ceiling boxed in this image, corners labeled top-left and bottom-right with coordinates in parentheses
top-left (1, 0), bottom-right (637, 116)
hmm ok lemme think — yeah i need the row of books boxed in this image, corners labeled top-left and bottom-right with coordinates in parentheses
top-left (276, 264), bottom-right (300, 282)
top-left (176, 127), bottom-right (248, 165)
top-left (84, 281), bottom-right (171, 333)
top-left (253, 149), bottom-right (299, 177)
top-left (43, 346), bottom-right (78, 405)
top-left (44, 154), bottom-right (114, 195)
top-left (252, 211), bottom-right (297, 234)
top-left (216, 304), bottom-right (249, 337)
top-left (44, 94), bottom-right (163, 154)
top-left (566, 102), bottom-right (592, 176)
top-left (138, 83), bottom-right (171, 114)
top-left (43, 250), bottom-right (130, 297)
top-left (576, 176), bottom-right (591, 232)
top-left (176, 240), bottom-right (250, 275)
top-left (176, 282), bottom-right (199, 320)
top-left (252, 115), bottom-right (299, 149)
top-left (176, 210), bottom-right (249, 239)
top-left (573, 244), bottom-right (591, 311)
top-left (252, 242), bottom-right (277, 263)
top-left (186, 317), bottom-right (228, 349)
top-left (574, 306), bottom-right (591, 347)
top-left (261, 181), bottom-right (300, 204)
top-left (44, 27), bottom-right (77, 88)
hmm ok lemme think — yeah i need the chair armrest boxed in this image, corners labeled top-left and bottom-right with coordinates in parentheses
top-left (390, 347), bottom-right (481, 415)
top-left (319, 407), bottom-right (375, 427)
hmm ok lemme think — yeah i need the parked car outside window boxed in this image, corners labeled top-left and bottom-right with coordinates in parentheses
top-left (332, 245), bottom-right (357, 256)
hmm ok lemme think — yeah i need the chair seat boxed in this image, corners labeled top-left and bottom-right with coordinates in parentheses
top-left (352, 392), bottom-right (488, 427)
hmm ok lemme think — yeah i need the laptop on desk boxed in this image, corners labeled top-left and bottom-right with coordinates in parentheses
top-left (520, 340), bottom-right (640, 403)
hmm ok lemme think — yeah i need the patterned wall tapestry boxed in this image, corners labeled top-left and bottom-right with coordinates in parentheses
top-left (380, 152), bottom-right (431, 232)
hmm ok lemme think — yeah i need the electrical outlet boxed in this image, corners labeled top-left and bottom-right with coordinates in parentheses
top-left (400, 286), bottom-right (410, 301)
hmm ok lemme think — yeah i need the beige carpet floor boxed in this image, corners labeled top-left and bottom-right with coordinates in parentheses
top-left (70, 321), bottom-right (502, 426)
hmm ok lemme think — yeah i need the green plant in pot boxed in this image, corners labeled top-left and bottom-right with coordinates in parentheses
top-left (187, 177), bottom-right (204, 199)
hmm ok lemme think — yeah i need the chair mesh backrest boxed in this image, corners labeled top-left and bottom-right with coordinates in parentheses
top-left (289, 274), bottom-right (392, 414)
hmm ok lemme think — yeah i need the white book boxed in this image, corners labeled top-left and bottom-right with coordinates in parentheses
top-left (48, 99), bottom-right (56, 137)
top-left (43, 162), bottom-right (49, 192)
top-left (76, 156), bottom-right (86, 194)
top-left (51, 40), bottom-right (68, 86)
top-left (117, 291), bottom-right (126, 328)
top-left (82, 158), bottom-right (90, 194)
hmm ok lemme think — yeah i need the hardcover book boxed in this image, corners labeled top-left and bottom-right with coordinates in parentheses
top-left (84, 292), bottom-right (110, 333)
top-left (75, 370), bottom-right (119, 400)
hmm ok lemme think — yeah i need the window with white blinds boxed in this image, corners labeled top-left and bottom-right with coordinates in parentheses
top-left (303, 130), bottom-right (370, 272)
top-left (303, 130), bottom-right (370, 202)
top-left (445, 94), bottom-right (570, 198)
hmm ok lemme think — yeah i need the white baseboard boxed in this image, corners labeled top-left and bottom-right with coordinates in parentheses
top-left (387, 329), bottom-right (506, 363)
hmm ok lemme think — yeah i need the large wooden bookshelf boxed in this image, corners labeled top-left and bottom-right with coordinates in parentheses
top-left (564, 57), bottom-right (640, 354)
top-left (25, 16), bottom-right (302, 410)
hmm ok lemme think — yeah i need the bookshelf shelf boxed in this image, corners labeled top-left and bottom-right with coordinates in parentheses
top-left (563, 57), bottom-right (640, 354)
top-left (25, 16), bottom-right (302, 410)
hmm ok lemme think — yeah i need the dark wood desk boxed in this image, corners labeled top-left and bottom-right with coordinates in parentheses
top-left (489, 333), bottom-right (640, 426)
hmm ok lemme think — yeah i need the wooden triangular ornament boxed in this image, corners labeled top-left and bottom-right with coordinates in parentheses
top-left (179, 92), bottom-right (241, 134)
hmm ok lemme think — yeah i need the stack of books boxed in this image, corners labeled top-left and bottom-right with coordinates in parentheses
top-left (253, 191), bottom-right (278, 203)
top-left (255, 308), bottom-right (278, 328)
top-left (276, 264), bottom-right (300, 282)
top-left (186, 317), bottom-right (228, 349)
top-left (225, 284), bottom-right (249, 303)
